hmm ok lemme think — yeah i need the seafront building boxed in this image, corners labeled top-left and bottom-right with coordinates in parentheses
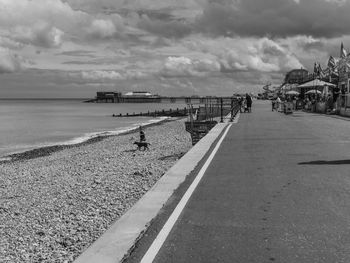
top-left (271, 43), bottom-right (350, 116)
top-left (284, 68), bottom-right (310, 85)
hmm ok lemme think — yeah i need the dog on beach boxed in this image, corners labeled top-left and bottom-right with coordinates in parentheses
top-left (133, 141), bottom-right (150, 151)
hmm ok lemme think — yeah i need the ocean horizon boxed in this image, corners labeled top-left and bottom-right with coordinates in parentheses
top-left (0, 99), bottom-right (187, 158)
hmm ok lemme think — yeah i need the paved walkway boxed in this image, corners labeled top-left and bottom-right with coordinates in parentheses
top-left (126, 101), bottom-right (350, 263)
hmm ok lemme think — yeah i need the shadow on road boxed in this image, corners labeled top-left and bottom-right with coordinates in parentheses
top-left (299, 159), bottom-right (350, 165)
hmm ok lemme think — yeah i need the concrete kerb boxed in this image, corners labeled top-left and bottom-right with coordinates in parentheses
top-left (73, 121), bottom-right (231, 263)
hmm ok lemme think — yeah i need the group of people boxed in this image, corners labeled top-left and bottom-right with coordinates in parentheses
top-left (272, 95), bottom-right (298, 112)
top-left (271, 86), bottom-right (341, 113)
top-left (271, 96), bottom-right (282, 111)
top-left (238, 93), bottom-right (253, 113)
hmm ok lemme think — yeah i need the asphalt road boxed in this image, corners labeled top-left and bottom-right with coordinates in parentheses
top-left (125, 100), bottom-right (350, 263)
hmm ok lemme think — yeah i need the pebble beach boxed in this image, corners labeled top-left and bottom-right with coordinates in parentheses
top-left (0, 118), bottom-right (192, 263)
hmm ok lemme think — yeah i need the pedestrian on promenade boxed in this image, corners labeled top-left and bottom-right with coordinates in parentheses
top-left (246, 93), bottom-right (252, 113)
top-left (238, 96), bottom-right (244, 113)
top-left (326, 94), bottom-right (333, 113)
top-left (292, 96), bottom-right (297, 110)
top-left (311, 95), bottom-right (316, 112)
top-left (271, 99), bottom-right (276, 111)
top-left (276, 96), bottom-right (282, 112)
top-left (333, 86), bottom-right (340, 110)
top-left (139, 126), bottom-right (146, 142)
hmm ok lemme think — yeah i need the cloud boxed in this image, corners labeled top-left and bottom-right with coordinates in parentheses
top-left (58, 50), bottom-right (96, 57)
top-left (0, 0), bottom-right (89, 49)
top-left (160, 56), bottom-right (220, 77)
top-left (195, 0), bottom-right (350, 38)
top-left (12, 23), bottom-right (64, 48)
top-left (74, 70), bottom-right (148, 80)
top-left (66, 0), bottom-right (201, 16)
top-left (0, 0), bottom-right (88, 32)
top-left (186, 37), bottom-right (304, 73)
top-left (0, 47), bottom-right (22, 73)
top-left (81, 70), bottom-right (123, 80)
top-left (88, 19), bottom-right (117, 39)
top-left (137, 14), bottom-right (192, 38)
top-left (66, 0), bottom-right (200, 39)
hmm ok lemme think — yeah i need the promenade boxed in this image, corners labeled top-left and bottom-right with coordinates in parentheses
top-left (124, 100), bottom-right (350, 263)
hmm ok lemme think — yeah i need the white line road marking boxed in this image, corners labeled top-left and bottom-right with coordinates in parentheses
top-left (140, 123), bottom-right (233, 263)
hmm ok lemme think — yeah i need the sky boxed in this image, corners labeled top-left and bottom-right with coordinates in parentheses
top-left (1, 0), bottom-right (350, 98)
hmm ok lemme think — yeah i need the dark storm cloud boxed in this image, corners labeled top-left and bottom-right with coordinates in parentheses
top-left (195, 0), bottom-right (350, 38)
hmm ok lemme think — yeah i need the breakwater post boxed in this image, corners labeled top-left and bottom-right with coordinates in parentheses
top-left (112, 107), bottom-right (192, 118)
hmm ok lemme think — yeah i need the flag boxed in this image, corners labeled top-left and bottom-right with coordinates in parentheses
top-left (346, 62), bottom-right (350, 72)
top-left (317, 63), bottom-right (325, 78)
top-left (327, 55), bottom-right (336, 69)
top-left (340, 42), bottom-right (347, 58)
top-left (322, 68), bottom-right (328, 76)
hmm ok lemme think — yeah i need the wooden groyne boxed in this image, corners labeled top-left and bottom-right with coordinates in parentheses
top-left (112, 107), bottom-right (198, 118)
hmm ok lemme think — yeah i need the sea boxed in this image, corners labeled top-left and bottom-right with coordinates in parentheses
top-left (0, 99), bottom-right (187, 158)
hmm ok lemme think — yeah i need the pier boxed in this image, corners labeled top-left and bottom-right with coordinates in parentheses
top-left (85, 91), bottom-right (234, 104)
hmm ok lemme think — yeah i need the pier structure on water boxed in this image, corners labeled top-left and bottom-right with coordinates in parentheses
top-left (85, 91), bottom-right (235, 105)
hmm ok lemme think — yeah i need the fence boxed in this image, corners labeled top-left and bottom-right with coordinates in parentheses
top-left (185, 98), bottom-right (240, 145)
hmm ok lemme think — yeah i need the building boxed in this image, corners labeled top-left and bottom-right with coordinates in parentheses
top-left (284, 68), bottom-right (310, 85)
top-left (95, 92), bottom-right (122, 103)
top-left (337, 58), bottom-right (350, 94)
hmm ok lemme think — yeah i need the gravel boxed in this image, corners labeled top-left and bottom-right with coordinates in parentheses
top-left (0, 118), bottom-right (192, 263)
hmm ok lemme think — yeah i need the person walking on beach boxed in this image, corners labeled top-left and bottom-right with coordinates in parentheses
top-left (245, 93), bottom-right (252, 113)
top-left (139, 126), bottom-right (146, 142)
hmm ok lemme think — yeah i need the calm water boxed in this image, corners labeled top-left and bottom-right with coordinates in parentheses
top-left (0, 100), bottom-right (187, 157)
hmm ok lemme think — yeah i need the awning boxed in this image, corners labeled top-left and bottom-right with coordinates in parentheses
top-left (297, 79), bottom-right (335, 88)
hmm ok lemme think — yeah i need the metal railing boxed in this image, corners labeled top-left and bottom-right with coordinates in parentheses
top-left (185, 98), bottom-right (240, 145)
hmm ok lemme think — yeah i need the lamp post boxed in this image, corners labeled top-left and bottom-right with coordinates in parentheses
top-left (220, 98), bottom-right (223, 123)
